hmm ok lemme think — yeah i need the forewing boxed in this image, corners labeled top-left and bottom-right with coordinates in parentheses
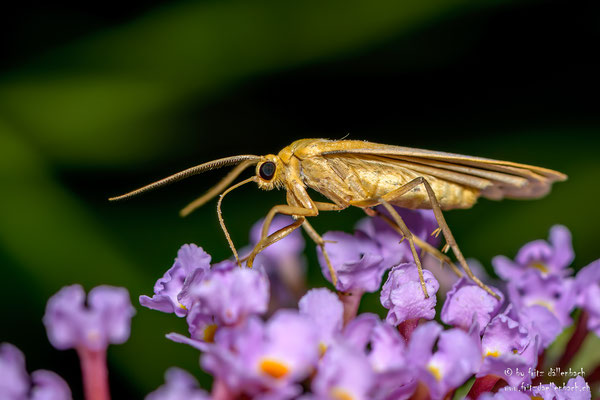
top-left (318, 140), bottom-right (566, 200)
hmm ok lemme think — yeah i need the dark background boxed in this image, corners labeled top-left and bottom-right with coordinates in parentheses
top-left (1, 0), bottom-right (599, 398)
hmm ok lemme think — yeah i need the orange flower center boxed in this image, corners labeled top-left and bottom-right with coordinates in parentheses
top-left (330, 387), bottom-right (354, 400)
top-left (485, 350), bottom-right (500, 358)
top-left (203, 324), bottom-right (217, 343)
top-left (427, 364), bottom-right (442, 381)
top-left (259, 358), bottom-right (289, 379)
top-left (318, 342), bottom-right (328, 357)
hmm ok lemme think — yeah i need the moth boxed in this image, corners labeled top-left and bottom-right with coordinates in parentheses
top-left (110, 138), bottom-right (567, 300)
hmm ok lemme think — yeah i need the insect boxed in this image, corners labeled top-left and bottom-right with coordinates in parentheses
top-left (110, 139), bottom-right (567, 300)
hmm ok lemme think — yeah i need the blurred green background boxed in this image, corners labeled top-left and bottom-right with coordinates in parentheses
top-left (1, 0), bottom-right (599, 398)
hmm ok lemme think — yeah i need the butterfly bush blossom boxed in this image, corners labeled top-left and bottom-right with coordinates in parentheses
top-left (5, 209), bottom-right (599, 399)
top-left (146, 368), bottom-right (209, 400)
top-left (0, 343), bottom-right (72, 400)
top-left (43, 284), bottom-right (135, 400)
top-left (135, 208), bottom-right (596, 399)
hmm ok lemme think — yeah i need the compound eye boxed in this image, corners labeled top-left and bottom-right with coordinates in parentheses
top-left (259, 161), bottom-right (276, 180)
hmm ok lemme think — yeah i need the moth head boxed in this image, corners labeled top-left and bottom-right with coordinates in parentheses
top-left (256, 154), bottom-right (283, 190)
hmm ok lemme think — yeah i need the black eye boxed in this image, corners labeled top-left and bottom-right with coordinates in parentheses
top-left (259, 162), bottom-right (276, 180)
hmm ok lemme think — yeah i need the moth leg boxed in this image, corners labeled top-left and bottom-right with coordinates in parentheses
top-left (363, 208), bottom-right (463, 279)
top-left (382, 177), bottom-right (500, 300)
top-left (313, 201), bottom-right (347, 211)
top-left (301, 220), bottom-right (338, 287)
top-left (246, 204), bottom-right (318, 267)
top-left (260, 201), bottom-right (345, 240)
top-left (247, 217), bottom-right (305, 267)
top-left (247, 217), bottom-right (333, 285)
top-left (378, 201), bottom-right (431, 299)
top-left (253, 201), bottom-right (343, 287)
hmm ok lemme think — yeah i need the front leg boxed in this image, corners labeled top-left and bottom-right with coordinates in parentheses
top-left (253, 201), bottom-right (345, 287)
top-left (246, 217), bottom-right (306, 268)
top-left (246, 204), bottom-right (318, 269)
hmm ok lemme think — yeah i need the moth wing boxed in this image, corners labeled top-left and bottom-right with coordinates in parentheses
top-left (319, 141), bottom-right (566, 200)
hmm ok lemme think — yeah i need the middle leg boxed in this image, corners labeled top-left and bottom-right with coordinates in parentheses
top-left (301, 219), bottom-right (338, 287)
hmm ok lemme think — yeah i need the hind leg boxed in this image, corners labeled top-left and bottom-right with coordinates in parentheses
top-left (379, 177), bottom-right (500, 300)
top-left (363, 207), bottom-right (464, 279)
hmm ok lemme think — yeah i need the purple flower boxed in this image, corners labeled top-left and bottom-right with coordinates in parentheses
top-left (248, 216), bottom-right (305, 266)
top-left (492, 225), bottom-right (574, 281)
top-left (380, 262), bottom-right (439, 326)
top-left (187, 266), bottom-right (269, 326)
top-left (0, 343), bottom-right (72, 400)
top-left (507, 270), bottom-right (575, 348)
top-left (343, 314), bottom-right (416, 399)
top-left (252, 216), bottom-right (308, 305)
top-left (239, 216), bottom-right (308, 307)
top-left (407, 321), bottom-right (481, 400)
top-left (342, 313), bottom-right (380, 348)
top-left (299, 288), bottom-right (344, 352)
top-left (201, 317), bottom-right (266, 394)
top-left (441, 277), bottom-right (503, 333)
top-left (311, 340), bottom-right (375, 400)
top-left (317, 230), bottom-right (387, 292)
top-left (531, 376), bottom-right (591, 400)
top-left (201, 311), bottom-right (319, 397)
top-left (357, 207), bottom-right (440, 270)
top-left (140, 244), bottom-right (211, 317)
top-left (366, 321), bottom-right (409, 375)
top-left (186, 304), bottom-right (216, 341)
top-left (574, 259), bottom-right (600, 336)
top-left (30, 370), bottom-right (73, 400)
top-left (0, 342), bottom-right (29, 399)
top-left (43, 285), bottom-right (135, 351)
top-left (478, 389), bottom-right (531, 400)
top-left (478, 309), bottom-right (539, 387)
top-left (166, 260), bottom-right (270, 351)
top-left (145, 368), bottom-right (209, 400)
top-left (166, 303), bottom-right (214, 352)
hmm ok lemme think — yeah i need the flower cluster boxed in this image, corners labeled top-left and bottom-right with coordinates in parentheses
top-left (137, 211), bottom-right (598, 399)
top-left (0, 343), bottom-right (72, 400)
top-left (44, 284), bottom-right (135, 351)
top-left (2, 211), bottom-right (599, 400)
top-left (1, 284), bottom-right (135, 400)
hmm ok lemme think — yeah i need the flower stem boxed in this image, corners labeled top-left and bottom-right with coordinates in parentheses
top-left (409, 382), bottom-right (430, 400)
top-left (212, 379), bottom-right (235, 400)
top-left (338, 289), bottom-right (364, 326)
top-left (588, 364), bottom-right (600, 384)
top-left (467, 375), bottom-right (501, 399)
top-left (76, 347), bottom-right (110, 400)
top-left (398, 319), bottom-right (419, 341)
top-left (279, 257), bottom-right (307, 301)
top-left (558, 310), bottom-right (589, 369)
top-left (532, 350), bottom-right (546, 386)
top-left (443, 389), bottom-right (455, 400)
